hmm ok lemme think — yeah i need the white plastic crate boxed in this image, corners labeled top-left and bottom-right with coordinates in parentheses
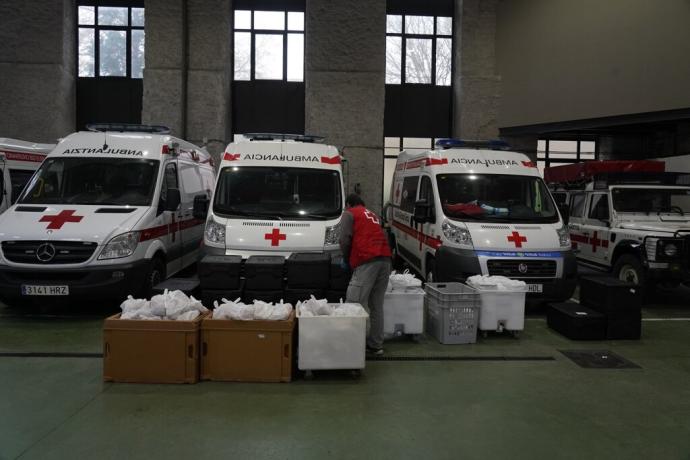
top-left (297, 303), bottom-right (368, 371)
top-left (473, 286), bottom-right (527, 333)
top-left (383, 287), bottom-right (424, 336)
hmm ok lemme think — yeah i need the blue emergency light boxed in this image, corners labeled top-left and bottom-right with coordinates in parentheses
top-left (435, 138), bottom-right (511, 150)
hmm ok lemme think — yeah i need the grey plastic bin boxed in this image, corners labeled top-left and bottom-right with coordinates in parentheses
top-left (425, 282), bottom-right (480, 344)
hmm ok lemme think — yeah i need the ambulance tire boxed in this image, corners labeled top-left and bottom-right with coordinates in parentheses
top-left (142, 256), bottom-right (166, 298)
top-left (613, 254), bottom-right (645, 287)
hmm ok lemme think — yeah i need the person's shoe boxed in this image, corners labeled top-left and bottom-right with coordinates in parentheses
top-left (366, 346), bottom-right (384, 356)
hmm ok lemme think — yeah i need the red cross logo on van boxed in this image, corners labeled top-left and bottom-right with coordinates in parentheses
top-left (507, 231), bottom-right (527, 248)
top-left (39, 210), bottom-right (84, 230)
top-left (265, 228), bottom-right (287, 246)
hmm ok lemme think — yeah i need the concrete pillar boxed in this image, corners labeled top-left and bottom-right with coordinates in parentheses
top-left (452, 0), bottom-right (501, 141)
top-left (305, 0), bottom-right (386, 213)
top-left (0, 0), bottom-right (75, 143)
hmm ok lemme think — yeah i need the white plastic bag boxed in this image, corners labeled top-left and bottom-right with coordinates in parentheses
top-left (253, 299), bottom-right (293, 321)
top-left (176, 310), bottom-right (200, 321)
top-left (389, 269), bottom-right (422, 291)
top-left (332, 300), bottom-right (366, 317)
top-left (120, 295), bottom-right (149, 314)
top-left (467, 275), bottom-right (526, 291)
top-left (298, 295), bottom-right (332, 316)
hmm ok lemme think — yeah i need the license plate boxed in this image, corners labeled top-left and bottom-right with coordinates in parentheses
top-left (527, 284), bottom-right (543, 293)
top-left (21, 285), bottom-right (69, 296)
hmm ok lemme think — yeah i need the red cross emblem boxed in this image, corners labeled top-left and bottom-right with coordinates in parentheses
top-left (590, 231), bottom-right (603, 253)
top-left (39, 210), bottom-right (84, 230)
top-left (265, 228), bottom-right (287, 247)
top-left (507, 231), bottom-right (527, 248)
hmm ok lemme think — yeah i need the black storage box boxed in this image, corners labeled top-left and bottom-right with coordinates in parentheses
top-left (326, 289), bottom-right (347, 303)
top-left (244, 256), bottom-right (285, 290)
top-left (283, 287), bottom-right (325, 305)
top-left (286, 253), bottom-right (331, 289)
top-left (606, 314), bottom-right (642, 340)
top-left (198, 255), bottom-right (242, 290)
top-left (202, 288), bottom-right (243, 308)
top-left (579, 276), bottom-right (642, 314)
top-left (547, 302), bottom-right (606, 340)
top-left (153, 277), bottom-right (201, 298)
top-left (243, 289), bottom-right (284, 304)
top-left (329, 255), bottom-right (351, 290)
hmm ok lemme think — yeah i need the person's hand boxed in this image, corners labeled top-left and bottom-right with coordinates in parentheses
top-left (339, 260), bottom-right (350, 272)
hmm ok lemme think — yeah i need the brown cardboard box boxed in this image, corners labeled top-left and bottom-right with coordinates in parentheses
top-left (201, 310), bottom-right (295, 382)
top-left (103, 313), bottom-right (205, 384)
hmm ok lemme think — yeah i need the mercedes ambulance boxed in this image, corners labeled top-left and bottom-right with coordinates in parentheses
top-left (0, 124), bottom-right (215, 305)
top-left (0, 138), bottom-right (54, 214)
top-left (545, 160), bottom-right (690, 288)
top-left (197, 134), bottom-right (344, 258)
top-left (385, 139), bottom-right (576, 301)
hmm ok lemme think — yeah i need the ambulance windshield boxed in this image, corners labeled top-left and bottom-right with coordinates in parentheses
top-left (18, 157), bottom-right (160, 206)
top-left (612, 187), bottom-right (690, 214)
top-left (437, 174), bottom-right (559, 223)
top-left (214, 166), bottom-right (342, 220)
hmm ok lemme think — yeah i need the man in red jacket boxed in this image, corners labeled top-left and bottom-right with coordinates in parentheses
top-left (339, 193), bottom-right (392, 355)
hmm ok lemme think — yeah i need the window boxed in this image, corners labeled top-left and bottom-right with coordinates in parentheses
top-left (386, 14), bottom-right (452, 86)
top-left (537, 139), bottom-right (598, 177)
top-left (588, 194), bottom-right (610, 221)
top-left (160, 162), bottom-right (179, 211)
top-left (233, 10), bottom-right (304, 82)
top-left (419, 176), bottom-right (435, 219)
top-left (78, 4), bottom-right (145, 78)
top-left (570, 193), bottom-right (586, 218)
top-left (384, 137), bottom-right (436, 204)
top-left (9, 170), bottom-right (35, 204)
top-left (400, 176), bottom-right (419, 213)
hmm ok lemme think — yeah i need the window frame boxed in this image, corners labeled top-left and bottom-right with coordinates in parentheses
top-left (569, 192), bottom-right (586, 218)
top-left (587, 192), bottom-right (610, 222)
top-left (76, 2), bottom-right (145, 79)
top-left (537, 138), bottom-right (599, 170)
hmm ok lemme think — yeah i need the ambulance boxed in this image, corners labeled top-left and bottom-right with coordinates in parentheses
top-left (0, 124), bottom-right (215, 304)
top-left (545, 160), bottom-right (690, 288)
top-left (0, 138), bottom-right (54, 214)
top-left (197, 134), bottom-right (344, 257)
top-left (386, 139), bottom-right (576, 301)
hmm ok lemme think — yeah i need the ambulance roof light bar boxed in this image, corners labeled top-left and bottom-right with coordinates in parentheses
top-left (86, 123), bottom-right (171, 134)
top-left (435, 138), bottom-right (511, 150)
top-left (244, 133), bottom-right (325, 143)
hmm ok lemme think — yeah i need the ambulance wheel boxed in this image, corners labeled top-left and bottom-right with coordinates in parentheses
top-left (142, 256), bottom-right (166, 298)
top-left (613, 254), bottom-right (645, 286)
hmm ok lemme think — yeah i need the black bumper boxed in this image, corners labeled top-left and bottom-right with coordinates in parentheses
top-left (435, 246), bottom-right (578, 302)
top-left (0, 259), bottom-right (150, 303)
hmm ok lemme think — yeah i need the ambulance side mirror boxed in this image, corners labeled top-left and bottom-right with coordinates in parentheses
top-left (558, 203), bottom-right (570, 225)
top-left (193, 195), bottom-right (210, 220)
top-left (164, 188), bottom-right (181, 212)
top-left (413, 200), bottom-right (433, 224)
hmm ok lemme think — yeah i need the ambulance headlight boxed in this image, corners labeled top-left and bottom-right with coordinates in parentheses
top-left (324, 222), bottom-right (341, 247)
top-left (99, 232), bottom-right (139, 260)
top-left (205, 217), bottom-right (226, 245)
top-left (557, 225), bottom-right (571, 248)
top-left (441, 220), bottom-right (473, 248)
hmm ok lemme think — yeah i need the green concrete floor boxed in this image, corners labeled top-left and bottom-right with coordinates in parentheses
top-left (1, 292), bottom-right (690, 460)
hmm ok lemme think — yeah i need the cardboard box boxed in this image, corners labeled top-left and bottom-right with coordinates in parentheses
top-left (201, 311), bottom-right (295, 382)
top-left (103, 313), bottom-right (204, 384)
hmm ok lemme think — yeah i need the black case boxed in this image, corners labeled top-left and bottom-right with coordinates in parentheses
top-left (579, 276), bottom-right (642, 314)
top-left (547, 302), bottom-right (606, 340)
top-left (283, 287), bottom-right (325, 305)
top-left (329, 255), bottom-right (351, 290)
top-left (243, 289), bottom-right (284, 304)
top-left (326, 289), bottom-right (347, 303)
top-left (153, 277), bottom-right (201, 298)
top-left (244, 256), bottom-right (285, 290)
top-left (198, 255), bottom-right (242, 290)
top-left (606, 314), bottom-right (642, 340)
top-left (286, 253), bottom-right (331, 288)
top-left (202, 288), bottom-right (243, 308)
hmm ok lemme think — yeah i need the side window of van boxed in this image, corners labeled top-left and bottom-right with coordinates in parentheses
top-left (179, 162), bottom-right (204, 196)
top-left (159, 163), bottom-right (179, 212)
top-left (588, 193), bottom-right (610, 221)
top-left (552, 192), bottom-right (567, 205)
top-left (400, 176), bottom-right (419, 213)
top-left (9, 169), bottom-right (35, 204)
top-left (419, 176), bottom-right (435, 218)
top-left (570, 193), bottom-right (586, 218)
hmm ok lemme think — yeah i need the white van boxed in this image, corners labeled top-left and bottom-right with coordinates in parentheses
top-left (197, 134), bottom-right (344, 257)
top-left (386, 139), bottom-right (576, 302)
top-left (0, 138), bottom-right (54, 214)
top-left (0, 124), bottom-right (215, 304)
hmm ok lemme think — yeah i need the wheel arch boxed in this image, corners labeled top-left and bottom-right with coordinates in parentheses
top-left (611, 240), bottom-right (644, 267)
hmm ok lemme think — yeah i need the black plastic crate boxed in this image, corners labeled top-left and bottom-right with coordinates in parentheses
top-left (202, 288), bottom-right (243, 309)
top-left (286, 253), bottom-right (330, 289)
top-left (243, 289), bottom-right (284, 304)
top-left (283, 287), bottom-right (325, 305)
top-left (153, 277), bottom-right (201, 298)
top-left (606, 314), bottom-right (642, 340)
top-left (329, 255), bottom-right (351, 290)
top-left (198, 255), bottom-right (242, 290)
top-left (326, 289), bottom-right (347, 303)
top-left (547, 302), bottom-right (606, 340)
top-left (579, 276), bottom-right (642, 315)
top-left (244, 256), bottom-right (285, 290)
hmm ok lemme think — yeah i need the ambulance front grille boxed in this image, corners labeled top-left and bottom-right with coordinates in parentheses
top-left (487, 259), bottom-right (557, 278)
top-left (1, 241), bottom-right (98, 264)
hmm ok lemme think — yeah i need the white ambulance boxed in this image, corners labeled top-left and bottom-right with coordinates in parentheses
top-left (197, 134), bottom-right (344, 257)
top-left (0, 138), bottom-right (54, 214)
top-left (386, 139), bottom-right (576, 302)
top-left (0, 124), bottom-right (215, 305)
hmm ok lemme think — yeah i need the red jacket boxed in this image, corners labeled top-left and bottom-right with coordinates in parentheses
top-left (343, 206), bottom-right (392, 268)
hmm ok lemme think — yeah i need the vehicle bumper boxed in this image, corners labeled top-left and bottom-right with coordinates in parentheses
top-left (0, 259), bottom-right (150, 303)
top-left (435, 246), bottom-right (577, 302)
top-left (646, 262), bottom-right (690, 282)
